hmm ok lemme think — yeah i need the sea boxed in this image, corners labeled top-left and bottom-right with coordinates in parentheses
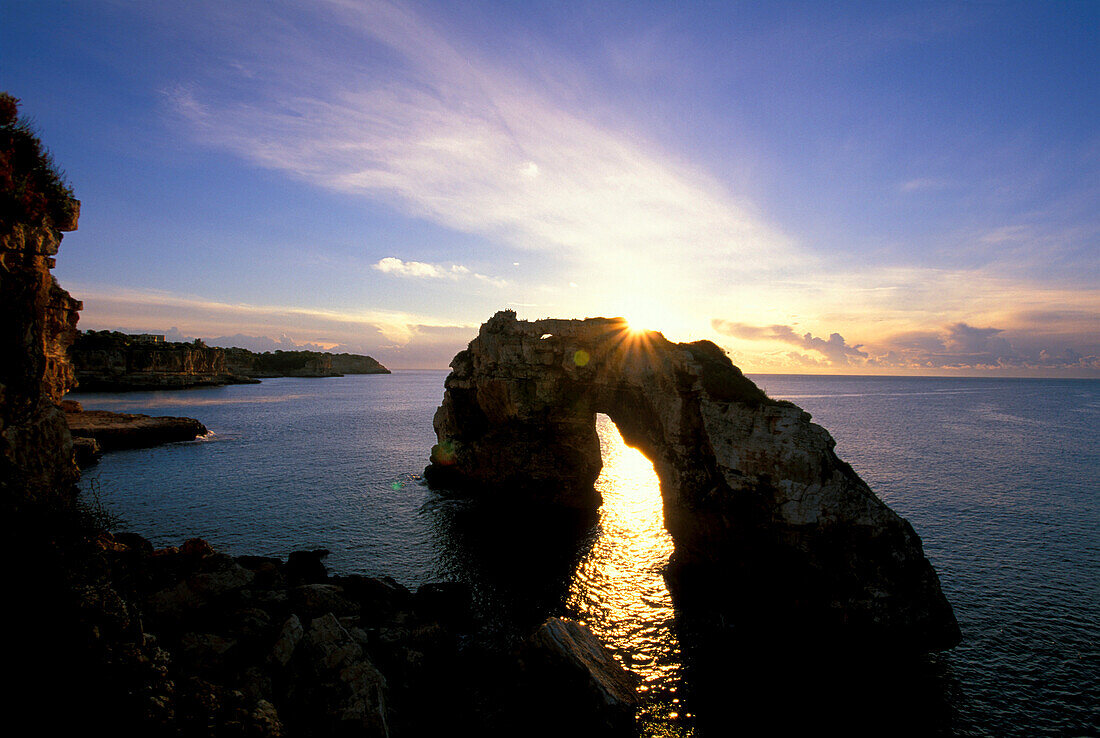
top-left (70, 373), bottom-right (1100, 737)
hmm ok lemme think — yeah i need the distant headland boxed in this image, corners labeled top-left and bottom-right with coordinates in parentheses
top-left (69, 330), bottom-right (390, 392)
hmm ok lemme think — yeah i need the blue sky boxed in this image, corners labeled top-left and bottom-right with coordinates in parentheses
top-left (3, 0), bottom-right (1098, 373)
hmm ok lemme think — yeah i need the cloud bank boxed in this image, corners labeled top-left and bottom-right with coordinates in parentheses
top-left (714, 318), bottom-right (1100, 374)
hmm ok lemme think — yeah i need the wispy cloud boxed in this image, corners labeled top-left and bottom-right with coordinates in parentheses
top-left (713, 320), bottom-right (868, 365)
top-left (373, 257), bottom-right (506, 287)
top-left (164, 0), bottom-right (793, 301)
top-left (146, 0), bottom-right (1100, 375)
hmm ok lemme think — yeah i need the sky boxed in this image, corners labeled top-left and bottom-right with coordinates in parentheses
top-left (3, 0), bottom-right (1098, 374)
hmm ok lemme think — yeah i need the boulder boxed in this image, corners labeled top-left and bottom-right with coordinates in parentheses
top-left (519, 617), bottom-right (639, 735)
top-left (73, 436), bottom-right (102, 468)
top-left (285, 549), bottom-right (329, 585)
top-left (335, 575), bottom-right (411, 625)
top-left (290, 583), bottom-right (360, 620)
top-left (148, 561), bottom-right (254, 618)
top-left (270, 615), bottom-right (304, 667)
top-left (286, 613), bottom-right (389, 737)
top-left (412, 582), bottom-right (471, 628)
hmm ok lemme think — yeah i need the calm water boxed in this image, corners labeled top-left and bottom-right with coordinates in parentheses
top-left (72, 373), bottom-right (1100, 736)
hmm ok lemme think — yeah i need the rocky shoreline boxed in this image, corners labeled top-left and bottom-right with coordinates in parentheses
top-left (45, 529), bottom-right (639, 736)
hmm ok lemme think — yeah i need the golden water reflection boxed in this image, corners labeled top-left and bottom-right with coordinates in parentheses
top-left (567, 414), bottom-right (687, 725)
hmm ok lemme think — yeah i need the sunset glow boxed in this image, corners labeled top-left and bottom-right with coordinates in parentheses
top-left (4, 2), bottom-right (1096, 375)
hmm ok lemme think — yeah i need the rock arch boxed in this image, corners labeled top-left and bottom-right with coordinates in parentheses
top-left (425, 311), bottom-right (960, 651)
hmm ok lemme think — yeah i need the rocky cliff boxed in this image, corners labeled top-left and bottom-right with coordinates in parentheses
top-left (425, 311), bottom-right (961, 652)
top-left (0, 94), bottom-right (82, 506)
top-left (71, 331), bottom-right (256, 390)
top-left (226, 348), bottom-right (391, 378)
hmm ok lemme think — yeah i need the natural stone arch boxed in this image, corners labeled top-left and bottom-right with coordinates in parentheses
top-left (425, 311), bottom-right (960, 651)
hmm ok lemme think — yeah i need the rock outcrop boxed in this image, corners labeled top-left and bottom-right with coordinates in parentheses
top-left (426, 310), bottom-right (960, 652)
top-left (520, 617), bottom-right (640, 734)
top-left (66, 407), bottom-right (208, 451)
top-left (329, 352), bottom-right (391, 375)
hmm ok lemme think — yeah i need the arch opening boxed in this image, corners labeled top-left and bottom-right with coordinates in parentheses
top-left (567, 414), bottom-right (682, 692)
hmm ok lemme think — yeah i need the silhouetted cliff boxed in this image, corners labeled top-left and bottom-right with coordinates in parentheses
top-left (68, 336), bottom-right (390, 390)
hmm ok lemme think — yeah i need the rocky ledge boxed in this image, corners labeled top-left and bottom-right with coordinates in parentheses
top-left (49, 532), bottom-right (639, 736)
top-left (426, 310), bottom-right (960, 652)
top-left (65, 401), bottom-right (208, 453)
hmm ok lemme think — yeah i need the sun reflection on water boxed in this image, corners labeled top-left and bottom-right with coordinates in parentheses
top-left (567, 414), bottom-right (687, 730)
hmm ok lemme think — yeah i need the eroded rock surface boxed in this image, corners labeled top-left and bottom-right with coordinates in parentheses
top-left (426, 310), bottom-right (960, 651)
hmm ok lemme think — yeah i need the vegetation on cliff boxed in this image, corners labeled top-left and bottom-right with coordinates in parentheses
top-left (0, 92), bottom-right (75, 233)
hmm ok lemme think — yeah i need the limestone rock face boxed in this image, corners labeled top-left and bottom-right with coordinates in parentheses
top-left (426, 310), bottom-right (960, 651)
top-left (0, 200), bottom-right (82, 504)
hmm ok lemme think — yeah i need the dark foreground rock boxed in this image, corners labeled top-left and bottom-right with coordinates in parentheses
top-left (24, 530), bottom-right (639, 737)
top-left (426, 310), bottom-right (960, 652)
top-left (66, 408), bottom-right (208, 451)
